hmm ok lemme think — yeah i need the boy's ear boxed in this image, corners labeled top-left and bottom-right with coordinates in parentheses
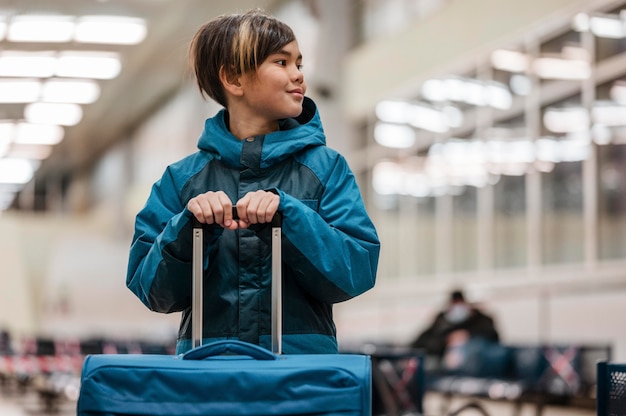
top-left (219, 66), bottom-right (244, 97)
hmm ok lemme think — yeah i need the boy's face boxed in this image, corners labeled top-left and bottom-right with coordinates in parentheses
top-left (239, 40), bottom-right (306, 121)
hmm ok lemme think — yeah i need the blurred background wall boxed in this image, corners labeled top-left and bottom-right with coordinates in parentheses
top-left (1, 0), bottom-right (625, 360)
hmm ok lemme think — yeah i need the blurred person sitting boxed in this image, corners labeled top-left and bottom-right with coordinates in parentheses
top-left (410, 289), bottom-right (501, 374)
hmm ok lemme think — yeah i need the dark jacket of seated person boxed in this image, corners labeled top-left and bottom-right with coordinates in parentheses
top-left (410, 290), bottom-right (500, 362)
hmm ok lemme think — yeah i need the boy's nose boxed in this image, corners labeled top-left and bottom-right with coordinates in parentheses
top-left (291, 67), bottom-right (304, 82)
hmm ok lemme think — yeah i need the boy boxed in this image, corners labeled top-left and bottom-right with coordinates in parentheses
top-left (126, 9), bottom-right (379, 354)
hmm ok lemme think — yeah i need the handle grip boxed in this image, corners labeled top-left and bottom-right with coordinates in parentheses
top-left (191, 208), bottom-right (281, 227)
top-left (181, 340), bottom-right (277, 361)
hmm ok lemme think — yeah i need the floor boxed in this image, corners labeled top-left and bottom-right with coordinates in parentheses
top-left (423, 392), bottom-right (596, 416)
top-left (0, 393), bottom-right (75, 416)
top-left (0, 383), bottom-right (598, 416)
top-left (0, 392), bottom-right (598, 416)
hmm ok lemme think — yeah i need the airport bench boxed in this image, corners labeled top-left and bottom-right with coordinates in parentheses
top-left (426, 342), bottom-right (612, 416)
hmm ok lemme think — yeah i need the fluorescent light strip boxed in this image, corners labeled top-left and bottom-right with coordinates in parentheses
top-left (56, 51), bottom-right (122, 79)
top-left (0, 51), bottom-right (122, 80)
top-left (0, 78), bottom-right (100, 104)
top-left (0, 51), bottom-right (57, 77)
top-left (75, 16), bottom-right (147, 45)
top-left (8, 15), bottom-right (75, 42)
top-left (590, 15), bottom-right (626, 38)
top-left (5, 144), bottom-right (53, 160)
top-left (25, 103), bottom-right (83, 126)
top-left (573, 13), bottom-right (626, 39)
top-left (0, 142), bottom-right (8, 158)
top-left (533, 58), bottom-right (591, 80)
top-left (0, 158), bottom-right (39, 185)
top-left (543, 107), bottom-right (589, 133)
top-left (0, 79), bottom-right (41, 103)
top-left (42, 78), bottom-right (101, 104)
top-left (491, 49), bottom-right (530, 73)
top-left (0, 121), bottom-right (65, 146)
top-left (4, 14), bottom-right (147, 45)
top-left (374, 123), bottom-right (416, 149)
top-left (0, 121), bottom-right (12, 143)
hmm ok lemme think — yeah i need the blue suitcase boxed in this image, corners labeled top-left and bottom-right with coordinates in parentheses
top-left (77, 215), bottom-right (372, 415)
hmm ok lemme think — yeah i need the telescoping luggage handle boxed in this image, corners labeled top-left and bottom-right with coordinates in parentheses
top-left (191, 209), bottom-right (283, 354)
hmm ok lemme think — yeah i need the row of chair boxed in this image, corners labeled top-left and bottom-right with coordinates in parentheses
top-left (360, 342), bottom-right (625, 416)
top-left (0, 336), bottom-right (176, 413)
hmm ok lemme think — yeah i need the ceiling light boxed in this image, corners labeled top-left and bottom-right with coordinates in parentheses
top-left (408, 105), bottom-right (449, 133)
top-left (0, 51), bottom-right (56, 77)
top-left (463, 80), bottom-right (488, 106)
top-left (5, 144), bottom-right (53, 160)
top-left (543, 107), bottom-right (589, 132)
top-left (374, 123), bottom-right (416, 149)
top-left (589, 15), bottom-right (626, 38)
top-left (0, 158), bottom-right (38, 184)
top-left (375, 101), bottom-right (413, 124)
top-left (373, 161), bottom-right (404, 196)
top-left (509, 74), bottom-right (532, 96)
top-left (491, 49), bottom-right (530, 73)
top-left (572, 13), bottom-right (590, 32)
top-left (56, 51), bottom-right (121, 79)
top-left (14, 122), bottom-right (64, 145)
top-left (561, 45), bottom-right (590, 61)
top-left (25, 103), bottom-right (83, 126)
top-left (533, 58), bottom-right (591, 80)
top-left (75, 16), bottom-right (147, 45)
top-left (592, 124), bottom-right (613, 145)
top-left (609, 81), bottom-right (626, 104)
top-left (442, 105), bottom-right (464, 128)
top-left (8, 15), bottom-right (75, 43)
top-left (486, 140), bottom-right (535, 164)
top-left (486, 83), bottom-right (513, 110)
top-left (592, 103), bottom-right (626, 126)
top-left (42, 78), bottom-right (100, 104)
top-left (0, 120), bottom-right (13, 140)
top-left (421, 79), bottom-right (447, 102)
top-left (0, 138), bottom-right (8, 157)
top-left (422, 77), bottom-right (512, 110)
top-left (0, 79), bottom-right (41, 103)
top-left (573, 13), bottom-right (626, 39)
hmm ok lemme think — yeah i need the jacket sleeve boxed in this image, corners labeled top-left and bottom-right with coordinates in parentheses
top-left (125, 167), bottom-right (221, 313)
top-left (277, 154), bottom-right (380, 304)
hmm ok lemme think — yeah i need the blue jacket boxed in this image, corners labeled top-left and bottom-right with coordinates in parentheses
top-left (126, 97), bottom-right (380, 354)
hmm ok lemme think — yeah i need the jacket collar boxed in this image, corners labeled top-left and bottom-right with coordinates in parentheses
top-left (197, 97), bottom-right (326, 169)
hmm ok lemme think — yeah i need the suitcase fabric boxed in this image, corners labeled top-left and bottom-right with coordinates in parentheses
top-left (77, 215), bottom-right (372, 415)
top-left (77, 340), bottom-right (370, 415)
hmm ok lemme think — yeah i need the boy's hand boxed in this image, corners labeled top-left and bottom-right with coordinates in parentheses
top-left (187, 191), bottom-right (238, 230)
top-left (235, 190), bottom-right (280, 229)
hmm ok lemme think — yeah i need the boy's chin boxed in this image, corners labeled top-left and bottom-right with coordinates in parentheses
top-left (287, 105), bottom-right (304, 118)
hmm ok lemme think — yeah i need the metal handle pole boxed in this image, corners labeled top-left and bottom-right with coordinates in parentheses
top-left (192, 220), bottom-right (203, 348)
top-left (271, 223), bottom-right (282, 355)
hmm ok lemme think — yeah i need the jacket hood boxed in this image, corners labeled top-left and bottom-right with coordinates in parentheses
top-left (197, 97), bottom-right (326, 169)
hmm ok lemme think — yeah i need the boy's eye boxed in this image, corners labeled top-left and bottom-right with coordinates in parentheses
top-left (276, 60), bottom-right (287, 66)
top-left (297, 64), bottom-right (303, 70)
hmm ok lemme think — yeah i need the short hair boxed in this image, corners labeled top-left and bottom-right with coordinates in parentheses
top-left (189, 9), bottom-right (296, 107)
